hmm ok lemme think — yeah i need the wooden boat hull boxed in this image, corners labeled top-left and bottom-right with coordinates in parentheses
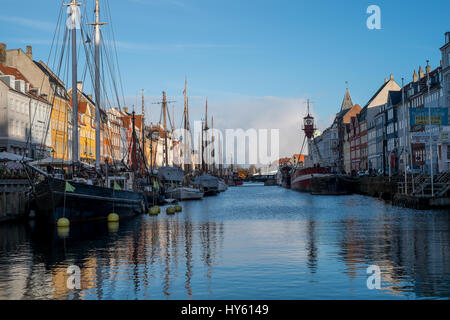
top-left (33, 178), bottom-right (146, 224)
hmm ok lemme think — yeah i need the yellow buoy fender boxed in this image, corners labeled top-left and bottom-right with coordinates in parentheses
top-left (57, 218), bottom-right (70, 228)
top-left (174, 205), bottom-right (182, 212)
top-left (108, 213), bottom-right (119, 222)
top-left (166, 206), bottom-right (176, 215)
top-left (149, 206), bottom-right (159, 216)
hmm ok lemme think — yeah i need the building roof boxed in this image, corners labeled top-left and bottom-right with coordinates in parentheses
top-left (0, 63), bottom-right (32, 85)
top-left (341, 104), bottom-right (362, 124)
top-left (387, 90), bottom-right (402, 107)
top-left (363, 81), bottom-right (389, 109)
top-left (34, 60), bottom-right (68, 99)
top-left (292, 154), bottom-right (305, 162)
top-left (0, 63), bottom-right (49, 104)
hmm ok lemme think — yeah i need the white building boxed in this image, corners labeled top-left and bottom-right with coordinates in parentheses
top-left (310, 124), bottom-right (339, 171)
top-left (438, 32), bottom-right (450, 172)
top-left (0, 65), bottom-right (52, 158)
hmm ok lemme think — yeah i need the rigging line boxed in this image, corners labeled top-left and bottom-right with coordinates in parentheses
top-left (62, 38), bottom-right (71, 161)
top-left (294, 135), bottom-right (307, 170)
top-left (48, 2), bottom-right (64, 85)
top-left (80, 24), bottom-right (96, 91)
top-left (39, 1), bottom-right (64, 94)
top-left (105, 0), bottom-right (126, 108)
top-left (34, 20), bottom-right (67, 153)
top-left (39, 26), bottom-right (69, 162)
top-left (100, 32), bottom-right (122, 110)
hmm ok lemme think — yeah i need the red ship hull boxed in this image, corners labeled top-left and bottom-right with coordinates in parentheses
top-left (290, 167), bottom-right (330, 193)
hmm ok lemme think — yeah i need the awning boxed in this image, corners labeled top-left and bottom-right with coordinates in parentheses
top-left (0, 152), bottom-right (31, 162)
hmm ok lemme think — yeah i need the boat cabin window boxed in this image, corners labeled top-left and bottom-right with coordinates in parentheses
top-left (107, 177), bottom-right (127, 190)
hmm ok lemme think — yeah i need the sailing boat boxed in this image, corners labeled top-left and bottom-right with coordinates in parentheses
top-left (191, 99), bottom-right (221, 196)
top-left (156, 80), bottom-right (203, 201)
top-left (28, 0), bottom-right (146, 223)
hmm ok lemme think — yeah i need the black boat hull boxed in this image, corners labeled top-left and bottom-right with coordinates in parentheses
top-left (310, 174), bottom-right (358, 195)
top-left (33, 178), bottom-right (147, 224)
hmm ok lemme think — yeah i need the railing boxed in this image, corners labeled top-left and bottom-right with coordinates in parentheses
top-left (399, 172), bottom-right (450, 197)
top-left (0, 180), bottom-right (31, 222)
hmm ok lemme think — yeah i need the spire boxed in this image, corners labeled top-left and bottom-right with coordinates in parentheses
top-left (413, 69), bottom-right (418, 82)
top-left (340, 88), bottom-right (353, 111)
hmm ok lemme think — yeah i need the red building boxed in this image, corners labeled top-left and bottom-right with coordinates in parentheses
top-left (349, 106), bottom-right (362, 172)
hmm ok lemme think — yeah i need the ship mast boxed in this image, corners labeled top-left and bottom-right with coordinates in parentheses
top-left (141, 89), bottom-right (145, 162)
top-left (183, 77), bottom-right (189, 172)
top-left (163, 91), bottom-right (168, 166)
top-left (88, 0), bottom-right (106, 170)
top-left (67, 0), bottom-right (81, 163)
top-left (204, 98), bottom-right (209, 173)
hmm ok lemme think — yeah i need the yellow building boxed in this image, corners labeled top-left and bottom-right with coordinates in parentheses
top-left (68, 83), bottom-right (96, 163)
top-left (78, 100), bottom-right (96, 163)
top-left (50, 95), bottom-right (71, 160)
top-left (36, 63), bottom-right (72, 161)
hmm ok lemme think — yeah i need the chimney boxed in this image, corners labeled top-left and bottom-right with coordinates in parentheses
top-left (390, 74), bottom-right (394, 81)
top-left (0, 43), bottom-right (6, 64)
top-left (413, 69), bottom-right (418, 82)
top-left (384, 78), bottom-right (388, 83)
top-left (446, 32), bottom-right (450, 44)
top-left (425, 65), bottom-right (431, 74)
top-left (123, 106), bottom-right (128, 114)
top-left (419, 66), bottom-right (424, 79)
top-left (77, 81), bottom-right (83, 92)
top-left (26, 46), bottom-right (32, 59)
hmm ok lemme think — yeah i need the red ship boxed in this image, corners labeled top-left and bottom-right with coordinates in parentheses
top-left (291, 166), bottom-right (330, 192)
top-left (290, 100), bottom-right (330, 193)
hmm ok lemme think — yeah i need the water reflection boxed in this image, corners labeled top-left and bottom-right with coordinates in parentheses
top-left (0, 186), bottom-right (449, 299)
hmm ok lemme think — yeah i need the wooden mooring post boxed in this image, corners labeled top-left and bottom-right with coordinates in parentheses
top-left (0, 180), bottom-right (31, 223)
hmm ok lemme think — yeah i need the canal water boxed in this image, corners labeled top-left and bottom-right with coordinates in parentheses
top-left (0, 183), bottom-right (449, 300)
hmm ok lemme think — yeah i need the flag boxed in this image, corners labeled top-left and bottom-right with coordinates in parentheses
top-left (113, 181), bottom-right (121, 190)
top-left (65, 181), bottom-right (75, 192)
top-left (153, 180), bottom-right (159, 191)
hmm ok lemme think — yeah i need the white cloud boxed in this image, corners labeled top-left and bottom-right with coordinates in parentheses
top-left (123, 93), bottom-right (315, 161)
top-left (191, 95), bottom-right (312, 158)
top-left (0, 15), bottom-right (54, 31)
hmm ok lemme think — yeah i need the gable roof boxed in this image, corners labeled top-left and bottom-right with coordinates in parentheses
top-left (363, 77), bottom-right (401, 109)
top-left (364, 81), bottom-right (389, 109)
top-left (0, 63), bottom-right (32, 85)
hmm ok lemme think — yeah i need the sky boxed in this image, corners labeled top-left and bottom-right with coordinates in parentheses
top-left (1, 0), bottom-right (449, 159)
